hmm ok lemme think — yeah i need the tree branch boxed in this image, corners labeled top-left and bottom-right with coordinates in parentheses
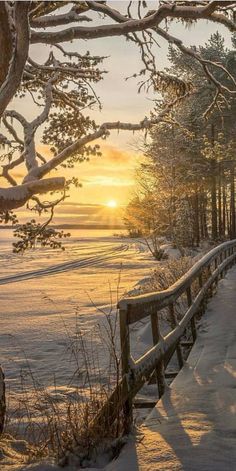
top-left (0, 177), bottom-right (65, 211)
top-left (30, 6), bottom-right (92, 28)
top-left (155, 26), bottom-right (236, 93)
top-left (31, 3), bottom-right (236, 44)
top-left (4, 75), bottom-right (56, 173)
top-left (26, 94), bottom-right (187, 181)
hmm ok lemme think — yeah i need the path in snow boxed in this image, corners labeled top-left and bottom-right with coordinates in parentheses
top-left (106, 266), bottom-right (236, 471)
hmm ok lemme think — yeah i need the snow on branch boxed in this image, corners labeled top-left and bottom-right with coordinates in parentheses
top-left (4, 73), bottom-right (56, 173)
top-left (27, 57), bottom-right (104, 80)
top-left (31, 3), bottom-right (236, 44)
top-left (30, 5), bottom-right (92, 28)
top-left (0, 177), bottom-right (65, 211)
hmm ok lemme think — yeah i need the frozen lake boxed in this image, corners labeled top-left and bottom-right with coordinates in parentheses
top-left (0, 229), bottom-right (156, 398)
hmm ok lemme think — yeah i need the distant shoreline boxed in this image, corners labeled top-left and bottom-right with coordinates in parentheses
top-left (0, 224), bottom-right (126, 230)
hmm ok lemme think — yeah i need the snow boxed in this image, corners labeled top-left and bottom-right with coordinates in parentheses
top-left (1, 232), bottom-right (235, 470)
top-left (0, 230), bottom-right (156, 395)
top-left (104, 266), bottom-right (236, 471)
top-left (0, 229), bottom-right (157, 470)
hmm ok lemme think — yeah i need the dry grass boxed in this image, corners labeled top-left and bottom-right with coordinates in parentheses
top-left (147, 256), bottom-right (195, 292)
top-left (4, 303), bottom-right (125, 468)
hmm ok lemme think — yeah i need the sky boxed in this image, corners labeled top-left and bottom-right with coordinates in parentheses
top-left (1, 1), bottom-right (234, 226)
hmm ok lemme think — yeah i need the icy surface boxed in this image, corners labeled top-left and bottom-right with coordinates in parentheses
top-left (105, 267), bottom-right (236, 471)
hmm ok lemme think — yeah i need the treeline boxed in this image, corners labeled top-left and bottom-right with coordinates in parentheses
top-left (124, 33), bottom-right (236, 256)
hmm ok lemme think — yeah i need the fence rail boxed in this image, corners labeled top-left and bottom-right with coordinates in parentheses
top-left (92, 240), bottom-right (236, 434)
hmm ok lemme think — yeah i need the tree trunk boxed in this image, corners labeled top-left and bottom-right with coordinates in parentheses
top-left (211, 164), bottom-right (218, 240)
top-left (210, 124), bottom-right (217, 240)
top-left (230, 164), bottom-right (236, 239)
top-left (193, 189), bottom-right (200, 245)
top-left (218, 163), bottom-right (222, 238)
top-left (222, 173), bottom-right (226, 238)
top-left (0, 4), bottom-right (13, 87)
top-left (0, 367), bottom-right (5, 434)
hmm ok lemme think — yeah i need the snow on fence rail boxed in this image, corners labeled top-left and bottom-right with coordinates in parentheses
top-left (91, 240), bottom-right (236, 435)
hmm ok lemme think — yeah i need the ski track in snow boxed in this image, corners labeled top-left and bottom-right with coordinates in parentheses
top-left (0, 243), bottom-right (129, 285)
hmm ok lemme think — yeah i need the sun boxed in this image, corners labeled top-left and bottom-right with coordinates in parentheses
top-left (107, 199), bottom-right (117, 208)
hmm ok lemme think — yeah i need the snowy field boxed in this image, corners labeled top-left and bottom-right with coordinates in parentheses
top-left (0, 229), bottom-right (157, 418)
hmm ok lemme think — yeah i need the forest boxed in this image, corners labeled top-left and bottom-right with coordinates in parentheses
top-left (125, 32), bottom-right (236, 256)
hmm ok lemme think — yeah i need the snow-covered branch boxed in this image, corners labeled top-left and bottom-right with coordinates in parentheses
top-left (1, 153), bottom-right (25, 187)
top-left (4, 75), bottom-right (55, 173)
top-left (155, 26), bottom-right (236, 94)
top-left (31, 6), bottom-right (92, 28)
top-left (2, 116), bottom-right (24, 146)
top-left (26, 94), bottom-right (187, 181)
top-left (0, 177), bottom-right (65, 211)
top-left (31, 3), bottom-right (236, 44)
top-left (27, 57), bottom-right (103, 80)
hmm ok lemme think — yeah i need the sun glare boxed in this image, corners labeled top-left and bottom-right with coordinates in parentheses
top-left (107, 200), bottom-right (117, 208)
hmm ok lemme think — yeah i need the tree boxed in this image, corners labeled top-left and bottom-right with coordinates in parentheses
top-left (124, 167), bottom-right (169, 259)
top-left (0, 1), bottom-right (236, 250)
top-left (125, 31), bottom-right (236, 250)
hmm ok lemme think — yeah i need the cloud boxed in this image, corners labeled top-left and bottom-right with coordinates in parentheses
top-left (101, 144), bottom-right (133, 164)
top-left (61, 202), bottom-right (102, 208)
top-left (83, 175), bottom-right (133, 187)
top-left (56, 204), bottom-right (103, 215)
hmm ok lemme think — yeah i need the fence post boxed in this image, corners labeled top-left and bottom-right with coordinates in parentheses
top-left (186, 285), bottom-right (197, 341)
top-left (119, 308), bottom-right (132, 433)
top-left (150, 310), bottom-right (165, 397)
top-left (198, 272), bottom-right (206, 315)
top-left (207, 264), bottom-right (213, 296)
top-left (0, 367), bottom-right (5, 435)
top-left (169, 303), bottom-right (184, 369)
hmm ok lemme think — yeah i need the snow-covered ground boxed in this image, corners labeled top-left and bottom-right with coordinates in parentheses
top-left (0, 229), bottom-right (156, 393)
top-left (3, 230), bottom-right (234, 471)
top-left (105, 266), bottom-right (236, 471)
top-left (0, 228), bottom-right (159, 469)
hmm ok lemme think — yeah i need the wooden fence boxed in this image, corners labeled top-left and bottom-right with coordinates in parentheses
top-left (91, 240), bottom-right (236, 434)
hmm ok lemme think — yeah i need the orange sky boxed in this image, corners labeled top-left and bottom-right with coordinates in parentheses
top-left (1, 2), bottom-right (233, 225)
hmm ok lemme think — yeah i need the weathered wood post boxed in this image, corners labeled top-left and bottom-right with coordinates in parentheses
top-left (169, 303), bottom-right (183, 369)
top-left (186, 286), bottom-right (197, 341)
top-left (220, 251), bottom-right (224, 278)
top-left (151, 310), bottom-right (165, 397)
top-left (198, 272), bottom-right (206, 315)
top-left (214, 256), bottom-right (219, 286)
top-left (119, 307), bottom-right (132, 434)
top-left (0, 367), bottom-right (5, 434)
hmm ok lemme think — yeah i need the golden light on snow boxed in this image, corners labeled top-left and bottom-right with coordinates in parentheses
top-left (107, 200), bottom-right (117, 208)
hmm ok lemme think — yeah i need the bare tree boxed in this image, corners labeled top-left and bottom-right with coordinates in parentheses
top-left (0, 1), bottom-right (236, 226)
